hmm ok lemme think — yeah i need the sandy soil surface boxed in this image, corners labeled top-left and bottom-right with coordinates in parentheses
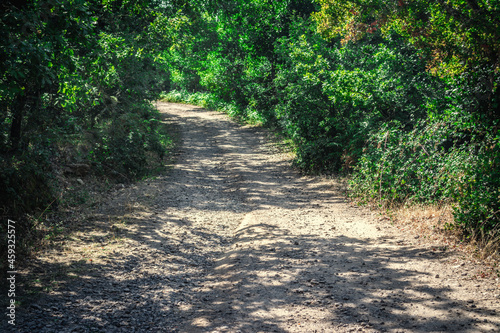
top-left (6, 102), bottom-right (500, 332)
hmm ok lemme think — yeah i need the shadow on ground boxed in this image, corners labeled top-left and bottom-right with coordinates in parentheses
top-left (11, 214), bottom-right (496, 332)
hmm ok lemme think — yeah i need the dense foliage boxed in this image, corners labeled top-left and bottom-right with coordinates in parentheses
top-left (2, 0), bottom-right (499, 248)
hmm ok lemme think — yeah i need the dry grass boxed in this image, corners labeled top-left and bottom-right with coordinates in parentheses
top-left (388, 203), bottom-right (500, 270)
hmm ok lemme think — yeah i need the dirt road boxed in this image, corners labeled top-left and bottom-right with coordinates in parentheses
top-left (10, 103), bottom-right (500, 332)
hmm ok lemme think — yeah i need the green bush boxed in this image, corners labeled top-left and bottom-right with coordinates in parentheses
top-left (349, 111), bottom-right (500, 235)
top-left (89, 105), bottom-right (169, 180)
top-left (0, 149), bottom-right (54, 218)
top-left (453, 136), bottom-right (500, 235)
top-left (350, 120), bottom-right (466, 204)
top-left (271, 21), bottom-right (442, 172)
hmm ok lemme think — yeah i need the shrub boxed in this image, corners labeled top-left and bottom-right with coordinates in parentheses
top-left (453, 136), bottom-right (500, 235)
top-left (89, 104), bottom-right (169, 180)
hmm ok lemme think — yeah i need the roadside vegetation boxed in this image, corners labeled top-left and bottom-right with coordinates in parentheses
top-left (1, 0), bottom-right (499, 264)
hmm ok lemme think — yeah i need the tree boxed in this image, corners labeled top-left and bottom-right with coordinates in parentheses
top-left (313, 0), bottom-right (500, 117)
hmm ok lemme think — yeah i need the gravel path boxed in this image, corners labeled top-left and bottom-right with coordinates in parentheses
top-left (7, 102), bottom-right (500, 332)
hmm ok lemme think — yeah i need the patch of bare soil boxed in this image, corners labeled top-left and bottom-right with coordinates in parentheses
top-left (6, 102), bottom-right (500, 333)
